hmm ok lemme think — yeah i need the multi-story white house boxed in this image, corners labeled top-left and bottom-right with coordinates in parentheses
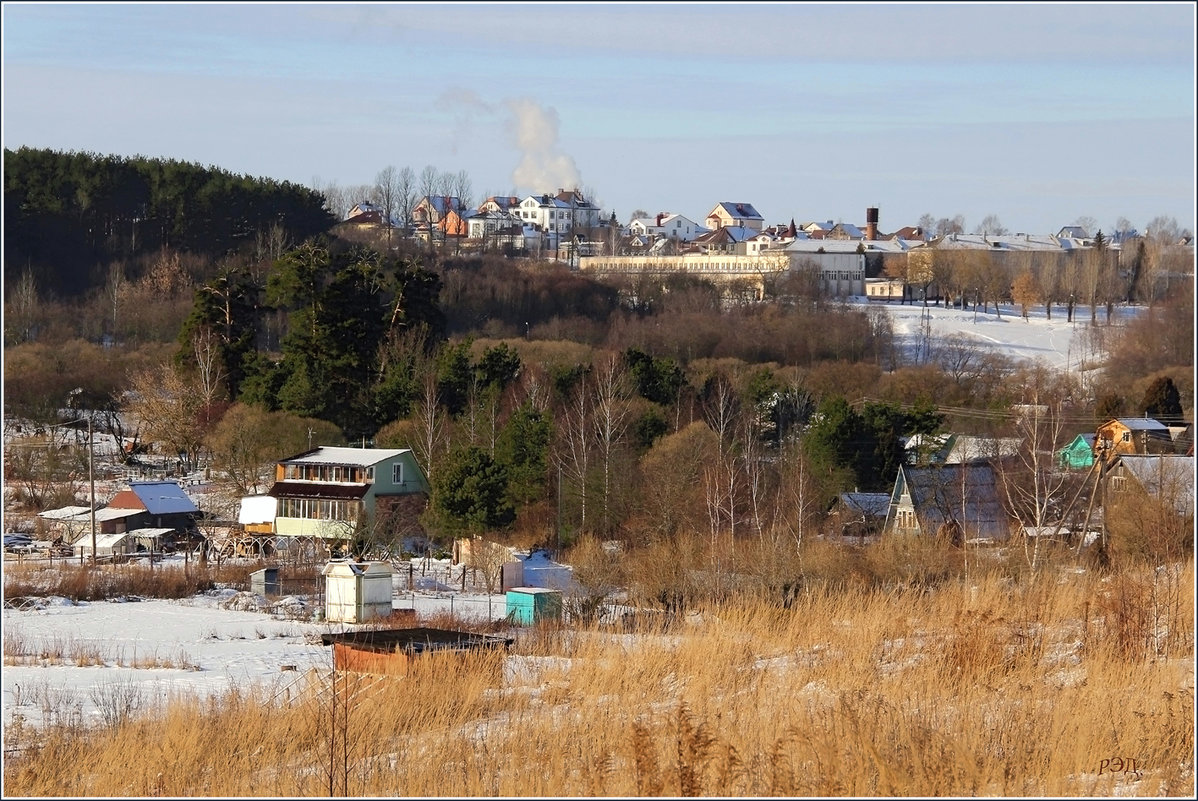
top-left (628, 212), bottom-right (709, 242)
top-left (515, 189), bottom-right (602, 244)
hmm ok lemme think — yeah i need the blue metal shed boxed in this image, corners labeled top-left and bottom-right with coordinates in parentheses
top-left (505, 587), bottom-right (563, 625)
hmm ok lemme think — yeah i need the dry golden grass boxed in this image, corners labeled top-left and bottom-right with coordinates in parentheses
top-left (3, 627), bottom-right (200, 671)
top-left (3, 559), bottom-right (1193, 797)
top-left (2, 560), bottom-right (249, 602)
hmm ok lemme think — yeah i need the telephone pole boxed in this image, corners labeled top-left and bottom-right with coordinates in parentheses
top-left (88, 415), bottom-right (97, 567)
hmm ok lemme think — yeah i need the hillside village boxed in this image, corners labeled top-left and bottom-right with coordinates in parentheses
top-left (338, 189), bottom-right (1195, 307)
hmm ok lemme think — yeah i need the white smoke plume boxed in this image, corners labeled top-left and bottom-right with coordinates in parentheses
top-left (505, 97), bottom-right (582, 194)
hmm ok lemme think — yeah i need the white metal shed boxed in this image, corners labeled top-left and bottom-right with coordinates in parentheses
top-left (322, 560), bottom-right (394, 623)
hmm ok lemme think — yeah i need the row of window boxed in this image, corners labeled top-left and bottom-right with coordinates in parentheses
top-left (278, 498), bottom-right (361, 522)
top-left (521, 210), bottom-right (576, 221)
top-left (283, 464), bottom-right (373, 483)
top-left (281, 463), bottom-right (405, 484)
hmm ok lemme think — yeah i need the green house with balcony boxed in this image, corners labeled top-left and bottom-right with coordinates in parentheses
top-left (1056, 433), bottom-right (1096, 471)
top-left (264, 446), bottom-right (431, 544)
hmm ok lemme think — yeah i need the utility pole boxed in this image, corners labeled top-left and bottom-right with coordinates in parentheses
top-left (88, 415), bottom-right (97, 567)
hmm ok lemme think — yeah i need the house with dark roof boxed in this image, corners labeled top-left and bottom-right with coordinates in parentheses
top-left (705, 202), bottom-right (764, 233)
top-left (883, 463), bottom-right (1012, 542)
top-left (107, 480), bottom-right (200, 532)
top-left (1107, 455), bottom-right (1195, 517)
top-left (828, 492), bottom-right (891, 540)
top-left (693, 224), bottom-right (759, 254)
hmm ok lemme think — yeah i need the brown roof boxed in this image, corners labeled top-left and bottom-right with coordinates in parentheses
top-left (321, 627), bottom-right (512, 654)
top-left (267, 482), bottom-right (368, 500)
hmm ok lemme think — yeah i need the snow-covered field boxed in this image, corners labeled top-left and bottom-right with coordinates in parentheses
top-left (864, 296), bottom-right (1131, 373)
top-left (1, 550), bottom-right (576, 731)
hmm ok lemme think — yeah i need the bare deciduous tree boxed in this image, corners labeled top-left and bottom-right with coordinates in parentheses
top-left (411, 370), bottom-right (446, 482)
top-left (591, 352), bottom-right (633, 537)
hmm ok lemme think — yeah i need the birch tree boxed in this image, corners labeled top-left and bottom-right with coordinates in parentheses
top-left (591, 352), bottom-right (633, 537)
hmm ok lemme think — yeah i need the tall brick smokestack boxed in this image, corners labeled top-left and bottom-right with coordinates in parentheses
top-left (865, 206), bottom-right (879, 240)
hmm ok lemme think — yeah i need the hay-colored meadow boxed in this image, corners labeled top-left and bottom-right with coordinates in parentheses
top-left (3, 559), bottom-right (1193, 797)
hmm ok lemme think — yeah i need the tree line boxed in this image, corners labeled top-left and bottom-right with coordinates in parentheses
top-left (3, 146), bottom-right (335, 296)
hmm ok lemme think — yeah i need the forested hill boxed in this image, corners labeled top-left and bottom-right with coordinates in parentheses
top-left (3, 147), bottom-right (336, 295)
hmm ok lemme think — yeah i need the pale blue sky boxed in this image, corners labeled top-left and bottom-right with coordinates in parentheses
top-left (3, 2), bottom-right (1194, 235)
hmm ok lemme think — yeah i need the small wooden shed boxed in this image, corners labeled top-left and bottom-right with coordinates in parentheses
top-left (322, 561), bottom-right (394, 623)
top-left (505, 587), bottom-right (563, 625)
top-left (320, 627), bottom-right (513, 676)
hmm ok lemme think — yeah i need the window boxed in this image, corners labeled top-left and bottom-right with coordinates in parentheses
top-left (392, 463), bottom-right (404, 485)
top-left (1121, 432), bottom-right (1131, 443)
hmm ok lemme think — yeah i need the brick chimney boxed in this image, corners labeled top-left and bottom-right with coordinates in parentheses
top-left (865, 206), bottom-right (879, 240)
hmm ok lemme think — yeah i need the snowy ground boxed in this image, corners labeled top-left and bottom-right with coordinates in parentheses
top-left (862, 296), bottom-right (1135, 374)
top-left (1, 550), bottom-right (576, 732)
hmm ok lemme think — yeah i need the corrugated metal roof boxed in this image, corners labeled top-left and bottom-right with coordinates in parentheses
top-left (56, 507), bottom-right (141, 523)
top-left (279, 446), bottom-right (410, 467)
top-left (1114, 418), bottom-right (1169, 431)
top-left (127, 528), bottom-right (177, 538)
top-left (838, 492), bottom-right (891, 518)
top-left (72, 532), bottom-right (130, 548)
top-left (127, 481), bottom-right (199, 515)
top-left (38, 506), bottom-right (93, 520)
top-left (1117, 455), bottom-right (1195, 514)
top-left (899, 463), bottom-right (1010, 539)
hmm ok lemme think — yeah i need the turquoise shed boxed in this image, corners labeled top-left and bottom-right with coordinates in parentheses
top-left (505, 587), bottom-right (563, 625)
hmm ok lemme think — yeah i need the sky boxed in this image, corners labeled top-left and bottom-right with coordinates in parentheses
top-left (2, 3), bottom-right (1194, 231)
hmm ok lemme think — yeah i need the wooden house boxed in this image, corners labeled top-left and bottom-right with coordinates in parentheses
top-left (245, 446), bottom-right (429, 548)
top-left (1107, 455), bottom-right (1195, 517)
top-left (883, 463), bottom-right (1012, 543)
top-left (106, 480), bottom-right (200, 533)
top-left (1095, 418), bottom-right (1173, 463)
top-left (828, 492), bottom-right (891, 540)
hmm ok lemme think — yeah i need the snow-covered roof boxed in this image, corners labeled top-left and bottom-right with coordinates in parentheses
top-left (1116, 455), bottom-right (1195, 514)
top-left (72, 531), bottom-right (131, 548)
top-left (38, 505), bottom-right (93, 520)
top-left (279, 446), bottom-right (412, 467)
top-left (712, 202), bottom-right (763, 221)
top-left (48, 507), bottom-right (141, 523)
top-left (785, 239), bottom-right (926, 254)
top-left (238, 495), bottom-right (277, 525)
top-left (932, 233), bottom-right (1110, 252)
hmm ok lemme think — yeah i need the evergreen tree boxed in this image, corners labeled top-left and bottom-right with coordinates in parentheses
top-left (1141, 376), bottom-right (1183, 424)
top-left (432, 446), bottom-right (515, 534)
top-left (495, 401), bottom-right (552, 505)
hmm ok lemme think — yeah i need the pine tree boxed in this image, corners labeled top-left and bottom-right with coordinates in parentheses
top-left (1141, 376), bottom-right (1183, 424)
